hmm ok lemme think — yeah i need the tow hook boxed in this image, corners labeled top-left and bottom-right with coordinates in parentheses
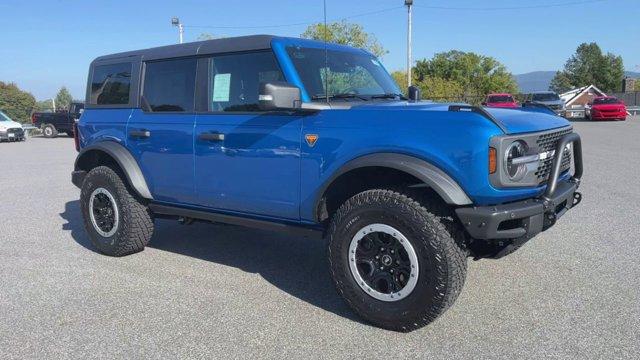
top-left (543, 212), bottom-right (556, 230)
top-left (572, 192), bottom-right (582, 207)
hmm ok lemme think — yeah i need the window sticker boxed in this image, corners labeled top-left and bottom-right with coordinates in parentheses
top-left (212, 73), bottom-right (231, 102)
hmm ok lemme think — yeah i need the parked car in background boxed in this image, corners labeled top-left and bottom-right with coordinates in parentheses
top-left (527, 91), bottom-right (565, 116)
top-left (0, 110), bottom-right (26, 142)
top-left (482, 93), bottom-right (519, 108)
top-left (585, 96), bottom-right (627, 121)
top-left (31, 101), bottom-right (84, 138)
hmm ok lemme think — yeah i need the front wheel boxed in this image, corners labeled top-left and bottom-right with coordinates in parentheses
top-left (328, 189), bottom-right (468, 332)
top-left (80, 166), bottom-right (154, 256)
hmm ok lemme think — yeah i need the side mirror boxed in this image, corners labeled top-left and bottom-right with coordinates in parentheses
top-left (408, 86), bottom-right (421, 101)
top-left (259, 82), bottom-right (302, 111)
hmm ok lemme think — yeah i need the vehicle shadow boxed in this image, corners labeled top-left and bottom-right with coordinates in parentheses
top-left (60, 200), bottom-right (362, 324)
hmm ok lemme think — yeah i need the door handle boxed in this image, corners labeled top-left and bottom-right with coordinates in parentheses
top-left (129, 130), bottom-right (151, 138)
top-left (199, 132), bottom-right (225, 141)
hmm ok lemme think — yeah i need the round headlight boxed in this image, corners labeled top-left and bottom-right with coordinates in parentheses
top-left (504, 140), bottom-right (528, 181)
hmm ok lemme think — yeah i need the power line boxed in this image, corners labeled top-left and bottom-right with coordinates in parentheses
top-left (417, 0), bottom-right (608, 11)
top-left (183, 5), bottom-right (404, 30)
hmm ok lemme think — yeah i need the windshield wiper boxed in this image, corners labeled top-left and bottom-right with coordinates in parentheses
top-left (312, 93), bottom-right (369, 101)
top-left (370, 93), bottom-right (407, 100)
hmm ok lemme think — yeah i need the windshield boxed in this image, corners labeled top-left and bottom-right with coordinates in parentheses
top-left (0, 111), bottom-right (13, 122)
top-left (488, 95), bottom-right (514, 103)
top-left (532, 93), bottom-right (560, 101)
top-left (286, 46), bottom-right (401, 101)
top-left (593, 97), bottom-right (621, 105)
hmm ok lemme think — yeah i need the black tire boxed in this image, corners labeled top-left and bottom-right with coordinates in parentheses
top-left (42, 124), bottom-right (58, 138)
top-left (80, 166), bottom-right (154, 256)
top-left (328, 189), bottom-right (468, 332)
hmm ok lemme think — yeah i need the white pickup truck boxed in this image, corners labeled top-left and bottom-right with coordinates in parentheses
top-left (0, 111), bottom-right (26, 142)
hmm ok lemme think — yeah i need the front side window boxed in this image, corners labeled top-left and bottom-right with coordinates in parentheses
top-left (143, 58), bottom-right (197, 112)
top-left (209, 52), bottom-right (284, 112)
top-left (90, 62), bottom-right (132, 105)
top-left (286, 46), bottom-right (400, 101)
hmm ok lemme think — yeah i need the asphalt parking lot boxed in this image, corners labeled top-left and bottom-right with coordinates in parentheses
top-left (1, 117), bottom-right (639, 359)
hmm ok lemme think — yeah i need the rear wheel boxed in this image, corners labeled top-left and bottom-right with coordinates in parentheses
top-left (328, 189), bottom-right (468, 332)
top-left (42, 124), bottom-right (58, 138)
top-left (80, 166), bottom-right (154, 256)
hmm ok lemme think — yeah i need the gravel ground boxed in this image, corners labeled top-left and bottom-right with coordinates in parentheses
top-left (1, 118), bottom-right (639, 359)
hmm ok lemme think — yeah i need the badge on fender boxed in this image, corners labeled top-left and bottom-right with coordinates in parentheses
top-left (305, 134), bottom-right (319, 147)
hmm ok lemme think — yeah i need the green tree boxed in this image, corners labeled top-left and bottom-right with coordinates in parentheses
top-left (301, 21), bottom-right (387, 57)
top-left (413, 50), bottom-right (518, 100)
top-left (0, 81), bottom-right (36, 123)
top-left (549, 71), bottom-right (573, 93)
top-left (391, 71), bottom-right (408, 94)
top-left (550, 42), bottom-right (624, 92)
top-left (54, 87), bottom-right (73, 110)
top-left (635, 80), bottom-right (640, 92)
top-left (34, 99), bottom-right (55, 112)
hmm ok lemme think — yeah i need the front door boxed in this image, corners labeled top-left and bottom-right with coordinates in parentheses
top-left (193, 51), bottom-right (301, 220)
top-left (126, 58), bottom-right (198, 204)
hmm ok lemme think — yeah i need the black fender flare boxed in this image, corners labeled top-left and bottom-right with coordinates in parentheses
top-left (314, 153), bottom-right (472, 220)
top-left (74, 141), bottom-right (153, 200)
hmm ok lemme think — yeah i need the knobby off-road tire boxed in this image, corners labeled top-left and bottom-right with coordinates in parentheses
top-left (80, 166), bottom-right (154, 256)
top-left (42, 124), bottom-right (58, 138)
top-left (328, 189), bottom-right (468, 332)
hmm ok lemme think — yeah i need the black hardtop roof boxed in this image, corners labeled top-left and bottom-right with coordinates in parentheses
top-left (92, 34), bottom-right (277, 63)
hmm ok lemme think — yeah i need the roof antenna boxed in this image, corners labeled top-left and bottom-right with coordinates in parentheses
top-left (323, 0), bottom-right (329, 104)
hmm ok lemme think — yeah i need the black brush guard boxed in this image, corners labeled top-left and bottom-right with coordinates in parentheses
top-left (455, 133), bottom-right (583, 259)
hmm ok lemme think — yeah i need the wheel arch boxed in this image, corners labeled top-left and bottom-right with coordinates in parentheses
top-left (313, 153), bottom-right (471, 222)
top-left (74, 141), bottom-right (153, 200)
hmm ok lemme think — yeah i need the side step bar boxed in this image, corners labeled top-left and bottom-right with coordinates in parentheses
top-left (148, 203), bottom-right (322, 238)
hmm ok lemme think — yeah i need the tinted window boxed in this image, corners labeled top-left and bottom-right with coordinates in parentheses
top-left (532, 93), bottom-right (559, 101)
top-left (91, 63), bottom-right (132, 105)
top-left (143, 58), bottom-right (197, 112)
top-left (209, 52), bottom-right (284, 112)
top-left (488, 95), bottom-right (514, 103)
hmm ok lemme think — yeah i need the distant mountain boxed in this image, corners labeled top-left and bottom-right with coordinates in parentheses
top-left (514, 71), bottom-right (640, 93)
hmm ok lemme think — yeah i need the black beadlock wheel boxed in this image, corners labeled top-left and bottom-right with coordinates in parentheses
top-left (80, 166), bottom-right (154, 256)
top-left (328, 189), bottom-right (468, 332)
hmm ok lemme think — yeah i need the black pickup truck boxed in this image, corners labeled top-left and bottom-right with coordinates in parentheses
top-left (31, 101), bottom-right (84, 138)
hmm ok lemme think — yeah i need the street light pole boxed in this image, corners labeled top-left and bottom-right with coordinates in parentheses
top-left (405, 0), bottom-right (413, 87)
top-left (171, 17), bottom-right (184, 44)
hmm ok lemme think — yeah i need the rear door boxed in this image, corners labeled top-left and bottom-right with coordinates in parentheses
top-left (193, 51), bottom-right (302, 220)
top-left (126, 57), bottom-right (198, 204)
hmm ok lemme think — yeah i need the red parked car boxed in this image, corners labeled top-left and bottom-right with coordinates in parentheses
top-left (482, 93), bottom-right (519, 108)
top-left (586, 96), bottom-right (627, 121)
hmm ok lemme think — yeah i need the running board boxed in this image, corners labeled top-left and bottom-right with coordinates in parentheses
top-left (148, 203), bottom-right (322, 238)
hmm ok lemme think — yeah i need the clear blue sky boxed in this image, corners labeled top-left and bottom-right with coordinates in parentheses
top-left (1, 0), bottom-right (638, 100)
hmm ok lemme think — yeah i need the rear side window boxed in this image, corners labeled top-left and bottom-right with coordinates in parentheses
top-left (208, 52), bottom-right (284, 112)
top-left (143, 58), bottom-right (197, 112)
top-left (90, 62), bottom-right (132, 105)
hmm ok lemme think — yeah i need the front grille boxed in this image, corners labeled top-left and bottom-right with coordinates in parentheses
top-left (535, 128), bottom-right (573, 184)
top-left (548, 104), bottom-right (561, 110)
top-left (7, 128), bottom-right (24, 136)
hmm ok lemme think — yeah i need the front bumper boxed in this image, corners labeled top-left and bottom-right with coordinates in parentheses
top-left (455, 133), bottom-right (583, 258)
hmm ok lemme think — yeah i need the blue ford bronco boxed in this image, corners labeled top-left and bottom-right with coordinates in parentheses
top-left (72, 35), bottom-right (583, 331)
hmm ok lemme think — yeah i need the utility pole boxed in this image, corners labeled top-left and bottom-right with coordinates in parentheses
top-left (171, 17), bottom-right (184, 44)
top-left (405, 0), bottom-right (413, 87)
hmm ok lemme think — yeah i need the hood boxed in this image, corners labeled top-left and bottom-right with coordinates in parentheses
top-left (592, 103), bottom-right (626, 110)
top-left (350, 101), bottom-right (571, 135)
top-left (0, 120), bottom-right (23, 130)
